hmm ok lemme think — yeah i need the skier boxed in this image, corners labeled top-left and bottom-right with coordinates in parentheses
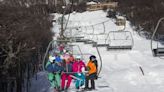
top-left (62, 51), bottom-right (71, 62)
top-left (84, 55), bottom-right (98, 90)
top-left (46, 55), bottom-right (64, 92)
top-left (58, 44), bottom-right (65, 54)
top-left (55, 54), bottom-right (62, 63)
top-left (72, 55), bottom-right (86, 90)
top-left (68, 54), bottom-right (75, 62)
top-left (61, 54), bottom-right (74, 91)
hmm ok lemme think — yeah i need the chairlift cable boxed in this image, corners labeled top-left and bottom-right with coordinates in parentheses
top-left (107, 31), bottom-right (134, 50)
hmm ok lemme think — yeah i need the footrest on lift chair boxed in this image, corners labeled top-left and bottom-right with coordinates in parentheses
top-left (107, 46), bottom-right (132, 50)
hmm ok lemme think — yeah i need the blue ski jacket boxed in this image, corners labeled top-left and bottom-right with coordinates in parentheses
top-left (46, 61), bottom-right (64, 73)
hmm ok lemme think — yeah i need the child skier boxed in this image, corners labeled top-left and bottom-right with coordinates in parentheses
top-left (72, 55), bottom-right (86, 90)
top-left (84, 55), bottom-right (98, 90)
top-left (58, 44), bottom-right (65, 54)
top-left (46, 55), bottom-right (64, 92)
top-left (61, 54), bottom-right (74, 91)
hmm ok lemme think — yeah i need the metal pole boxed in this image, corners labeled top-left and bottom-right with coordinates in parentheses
top-left (42, 40), bottom-right (55, 71)
top-left (95, 46), bottom-right (102, 76)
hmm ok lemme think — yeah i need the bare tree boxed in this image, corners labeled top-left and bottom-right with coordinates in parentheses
top-left (0, 1), bottom-right (53, 91)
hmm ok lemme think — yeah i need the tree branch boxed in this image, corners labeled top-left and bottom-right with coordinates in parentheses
top-left (15, 42), bottom-right (21, 54)
top-left (1, 47), bottom-right (8, 54)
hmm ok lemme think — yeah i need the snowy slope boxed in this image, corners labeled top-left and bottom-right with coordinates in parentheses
top-left (30, 10), bottom-right (164, 92)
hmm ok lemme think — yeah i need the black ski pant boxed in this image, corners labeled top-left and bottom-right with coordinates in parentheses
top-left (85, 73), bottom-right (96, 89)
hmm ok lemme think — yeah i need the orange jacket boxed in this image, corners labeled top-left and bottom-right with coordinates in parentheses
top-left (87, 60), bottom-right (97, 75)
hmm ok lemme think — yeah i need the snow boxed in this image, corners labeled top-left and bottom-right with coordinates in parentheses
top-left (116, 15), bottom-right (125, 20)
top-left (30, 10), bottom-right (164, 92)
top-left (87, 2), bottom-right (97, 5)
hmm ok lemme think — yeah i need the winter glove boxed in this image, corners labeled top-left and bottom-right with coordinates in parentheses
top-left (86, 67), bottom-right (90, 71)
top-left (81, 67), bottom-right (85, 72)
top-left (78, 73), bottom-right (81, 76)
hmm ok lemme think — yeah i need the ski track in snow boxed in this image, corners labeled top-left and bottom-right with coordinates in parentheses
top-left (29, 10), bottom-right (164, 92)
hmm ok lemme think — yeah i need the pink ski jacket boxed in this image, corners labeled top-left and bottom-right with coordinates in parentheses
top-left (72, 60), bottom-right (85, 73)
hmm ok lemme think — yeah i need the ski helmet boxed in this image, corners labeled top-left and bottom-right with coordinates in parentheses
top-left (76, 55), bottom-right (81, 60)
top-left (49, 55), bottom-right (56, 63)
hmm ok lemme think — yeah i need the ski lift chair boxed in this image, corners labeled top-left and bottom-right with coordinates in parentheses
top-left (75, 31), bottom-right (86, 42)
top-left (153, 48), bottom-right (164, 57)
top-left (43, 39), bottom-right (103, 72)
top-left (76, 28), bottom-right (91, 42)
top-left (107, 31), bottom-right (134, 50)
top-left (85, 40), bottom-right (95, 44)
top-left (74, 32), bottom-right (88, 42)
top-left (84, 33), bottom-right (95, 44)
top-left (91, 34), bottom-right (98, 47)
top-left (153, 36), bottom-right (164, 56)
top-left (93, 33), bottom-right (109, 47)
top-left (92, 23), bottom-right (109, 47)
top-left (79, 33), bottom-right (91, 43)
top-left (43, 40), bottom-right (83, 70)
top-left (65, 27), bottom-right (85, 42)
top-left (72, 27), bottom-right (85, 39)
top-left (82, 26), bottom-right (95, 44)
top-left (151, 17), bottom-right (164, 57)
top-left (43, 40), bottom-right (103, 86)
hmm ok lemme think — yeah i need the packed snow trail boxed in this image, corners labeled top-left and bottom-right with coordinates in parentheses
top-left (30, 10), bottom-right (164, 92)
